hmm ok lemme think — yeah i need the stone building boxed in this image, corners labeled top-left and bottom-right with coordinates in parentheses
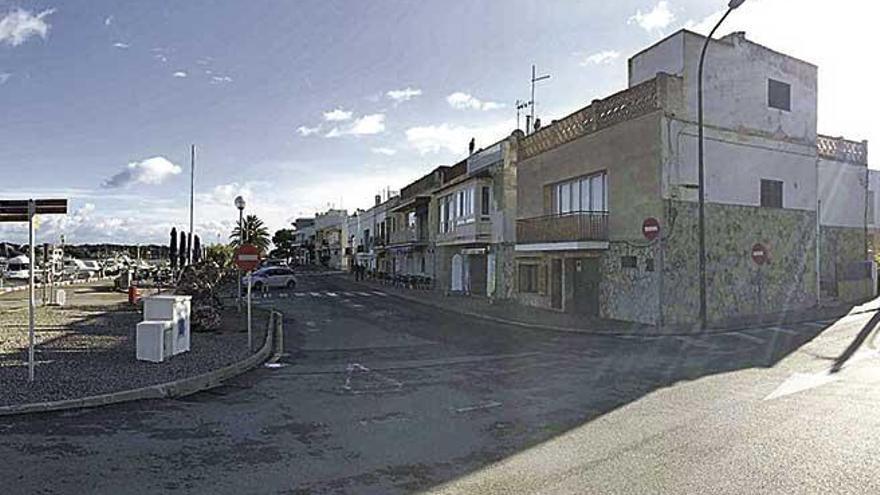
top-left (314, 209), bottom-right (348, 270)
top-left (513, 29), bottom-right (871, 326)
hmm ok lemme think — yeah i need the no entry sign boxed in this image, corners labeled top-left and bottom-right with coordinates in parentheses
top-left (751, 243), bottom-right (768, 265)
top-left (235, 244), bottom-right (260, 271)
top-left (642, 217), bottom-right (660, 240)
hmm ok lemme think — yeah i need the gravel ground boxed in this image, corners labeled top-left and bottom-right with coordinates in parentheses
top-left (0, 283), bottom-right (268, 407)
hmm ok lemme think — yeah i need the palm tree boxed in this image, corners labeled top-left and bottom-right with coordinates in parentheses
top-left (230, 214), bottom-right (271, 253)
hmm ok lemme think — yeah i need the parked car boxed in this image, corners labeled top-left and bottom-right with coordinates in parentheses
top-left (242, 267), bottom-right (297, 291)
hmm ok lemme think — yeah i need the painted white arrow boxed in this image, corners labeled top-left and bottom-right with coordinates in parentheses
top-left (764, 349), bottom-right (878, 401)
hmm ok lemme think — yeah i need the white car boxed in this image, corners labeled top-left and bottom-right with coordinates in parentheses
top-left (242, 267), bottom-right (297, 291)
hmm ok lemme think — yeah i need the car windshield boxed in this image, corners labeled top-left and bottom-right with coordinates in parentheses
top-left (1, 2), bottom-right (877, 494)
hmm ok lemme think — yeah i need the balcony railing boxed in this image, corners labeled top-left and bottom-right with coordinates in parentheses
top-left (516, 211), bottom-right (608, 244)
top-left (817, 135), bottom-right (868, 165)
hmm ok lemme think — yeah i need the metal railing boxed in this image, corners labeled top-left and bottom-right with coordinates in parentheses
top-left (516, 211), bottom-right (608, 244)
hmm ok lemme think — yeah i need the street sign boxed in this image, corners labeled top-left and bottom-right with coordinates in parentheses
top-left (642, 217), bottom-right (660, 240)
top-left (235, 244), bottom-right (260, 271)
top-left (752, 243), bottom-right (768, 265)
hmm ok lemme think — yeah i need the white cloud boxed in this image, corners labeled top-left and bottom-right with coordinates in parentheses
top-left (349, 114), bottom-right (385, 135)
top-left (102, 156), bottom-right (183, 188)
top-left (629, 1), bottom-right (675, 32)
top-left (297, 125), bottom-right (321, 136)
top-left (0, 72), bottom-right (10, 85)
top-left (210, 75), bottom-right (233, 84)
top-left (446, 92), bottom-right (506, 111)
top-left (113, 42), bottom-right (130, 49)
top-left (580, 50), bottom-right (621, 66)
top-left (325, 127), bottom-right (342, 138)
top-left (371, 147), bottom-right (397, 156)
top-left (386, 87), bottom-right (422, 103)
top-left (173, 71), bottom-right (187, 78)
top-left (0, 8), bottom-right (55, 46)
top-left (323, 108), bottom-right (353, 121)
top-left (406, 119), bottom-right (515, 155)
top-left (104, 15), bottom-right (113, 26)
top-left (154, 53), bottom-right (168, 63)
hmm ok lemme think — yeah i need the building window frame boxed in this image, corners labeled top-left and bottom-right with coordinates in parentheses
top-left (550, 171), bottom-right (608, 215)
top-left (768, 78), bottom-right (791, 112)
top-left (760, 179), bottom-right (784, 209)
top-left (518, 263), bottom-right (539, 293)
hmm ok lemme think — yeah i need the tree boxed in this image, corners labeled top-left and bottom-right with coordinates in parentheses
top-left (270, 228), bottom-right (296, 261)
top-left (192, 235), bottom-right (202, 264)
top-left (230, 214), bottom-right (271, 253)
top-left (179, 230), bottom-right (187, 268)
top-left (169, 227), bottom-right (178, 271)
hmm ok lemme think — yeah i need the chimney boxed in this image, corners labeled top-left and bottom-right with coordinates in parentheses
top-left (375, 194), bottom-right (381, 206)
top-left (469, 137), bottom-right (476, 155)
top-left (533, 118), bottom-right (542, 132)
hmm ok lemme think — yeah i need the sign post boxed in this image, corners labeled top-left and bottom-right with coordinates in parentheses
top-left (751, 243), bottom-right (768, 265)
top-left (235, 244), bottom-right (260, 351)
top-left (0, 199), bottom-right (68, 382)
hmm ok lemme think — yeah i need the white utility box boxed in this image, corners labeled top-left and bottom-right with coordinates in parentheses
top-left (55, 289), bottom-right (66, 306)
top-left (143, 294), bottom-right (192, 355)
top-left (136, 320), bottom-right (173, 362)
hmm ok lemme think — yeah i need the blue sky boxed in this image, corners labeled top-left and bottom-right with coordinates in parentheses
top-left (0, 0), bottom-right (876, 245)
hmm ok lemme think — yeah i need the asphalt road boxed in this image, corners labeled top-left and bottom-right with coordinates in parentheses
top-left (1, 272), bottom-right (879, 494)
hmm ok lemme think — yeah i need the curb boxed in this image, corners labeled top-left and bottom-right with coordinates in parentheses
top-left (346, 277), bottom-right (880, 338)
top-left (0, 312), bottom-right (280, 417)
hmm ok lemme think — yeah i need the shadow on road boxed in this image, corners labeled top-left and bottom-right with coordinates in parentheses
top-left (830, 310), bottom-right (880, 373)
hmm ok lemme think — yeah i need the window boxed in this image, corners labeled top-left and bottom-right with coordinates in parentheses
top-left (621, 256), bottom-right (637, 269)
top-left (768, 79), bottom-right (790, 111)
top-left (481, 186), bottom-right (491, 217)
top-left (645, 258), bottom-right (655, 272)
top-left (553, 171), bottom-right (607, 214)
top-left (760, 179), bottom-right (783, 208)
top-left (439, 194), bottom-right (454, 233)
top-left (518, 264), bottom-right (538, 293)
top-left (407, 211), bottom-right (416, 228)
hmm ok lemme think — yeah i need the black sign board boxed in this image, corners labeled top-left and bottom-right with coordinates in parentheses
top-left (0, 199), bottom-right (68, 222)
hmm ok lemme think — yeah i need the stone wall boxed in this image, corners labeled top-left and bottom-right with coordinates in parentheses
top-left (662, 201), bottom-right (818, 325)
top-left (819, 225), bottom-right (867, 298)
top-left (599, 241), bottom-right (660, 325)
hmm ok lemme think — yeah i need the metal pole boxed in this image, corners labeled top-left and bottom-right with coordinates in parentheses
top-left (237, 208), bottom-right (243, 312)
top-left (28, 200), bottom-right (36, 382)
top-left (530, 64), bottom-right (536, 133)
top-left (189, 144), bottom-right (195, 265)
top-left (247, 272), bottom-right (252, 351)
top-left (697, 7), bottom-right (733, 329)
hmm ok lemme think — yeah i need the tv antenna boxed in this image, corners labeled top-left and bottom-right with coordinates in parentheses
top-left (526, 64), bottom-right (550, 135)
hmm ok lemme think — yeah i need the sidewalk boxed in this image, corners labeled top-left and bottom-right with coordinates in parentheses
top-left (347, 275), bottom-right (880, 336)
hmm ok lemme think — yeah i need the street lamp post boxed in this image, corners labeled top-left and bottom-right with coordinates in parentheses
top-left (235, 195), bottom-right (246, 312)
top-left (698, 0), bottom-right (745, 329)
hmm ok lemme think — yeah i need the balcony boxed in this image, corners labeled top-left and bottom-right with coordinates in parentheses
top-left (516, 211), bottom-right (608, 246)
top-left (388, 227), bottom-right (429, 246)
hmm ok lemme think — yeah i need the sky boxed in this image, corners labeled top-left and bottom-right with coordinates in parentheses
top-left (0, 0), bottom-right (877, 245)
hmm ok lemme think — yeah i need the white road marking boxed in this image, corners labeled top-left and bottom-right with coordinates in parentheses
top-left (802, 321), bottom-right (827, 329)
top-left (294, 292), bottom-right (306, 297)
top-left (279, 293), bottom-right (289, 298)
top-left (309, 292), bottom-right (322, 297)
top-left (764, 349), bottom-right (878, 401)
top-left (730, 332), bottom-right (766, 344)
top-left (357, 292), bottom-right (372, 297)
top-left (325, 292), bottom-right (339, 297)
top-left (675, 335), bottom-right (715, 349)
top-left (455, 401), bottom-right (503, 413)
top-left (372, 291), bottom-right (388, 297)
top-left (767, 326), bottom-right (797, 336)
top-left (342, 292), bottom-right (356, 297)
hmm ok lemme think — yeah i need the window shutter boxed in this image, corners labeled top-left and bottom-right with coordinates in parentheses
top-left (538, 262), bottom-right (547, 294)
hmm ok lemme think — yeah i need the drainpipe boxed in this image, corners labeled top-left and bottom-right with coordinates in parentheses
top-left (816, 156), bottom-right (821, 307)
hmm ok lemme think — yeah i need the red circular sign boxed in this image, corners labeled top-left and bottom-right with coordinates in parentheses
top-left (642, 217), bottom-right (660, 240)
top-left (751, 243), bottom-right (768, 265)
top-left (235, 244), bottom-right (261, 271)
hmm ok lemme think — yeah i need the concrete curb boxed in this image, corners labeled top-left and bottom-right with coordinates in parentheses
top-left (0, 312), bottom-right (279, 417)
top-left (348, 278), bottom-right (880, 338)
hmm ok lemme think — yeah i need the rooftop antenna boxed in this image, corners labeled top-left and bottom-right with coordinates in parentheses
top-left (527, 64), bottom-right (551, 135)
top-left (516, 100), bottom-right (530, 131)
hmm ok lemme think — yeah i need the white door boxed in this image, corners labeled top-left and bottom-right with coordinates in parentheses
top-left (451, 254), bottom-right (463, 292)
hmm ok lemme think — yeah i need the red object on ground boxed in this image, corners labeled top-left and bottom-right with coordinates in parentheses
top-left (128, 285), bottom-right (140, 305)
top-left (752, 243), bottom-right (768, 265)
top-left (235, 244), bottom-right (261, 271)
top-left (642, 217), bottom-right (660, 240)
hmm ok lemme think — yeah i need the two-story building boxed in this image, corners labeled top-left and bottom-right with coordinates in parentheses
top-left (432, 137), bottom-right (518, 298)
top-left (291, 217), bottom-right (315, 265)
top-left (387, 169), bottom-right (439, 278)
top-left (314, 209), bottom-right (348, 269)
top-left (514, 29), bottom-right (871, 326)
